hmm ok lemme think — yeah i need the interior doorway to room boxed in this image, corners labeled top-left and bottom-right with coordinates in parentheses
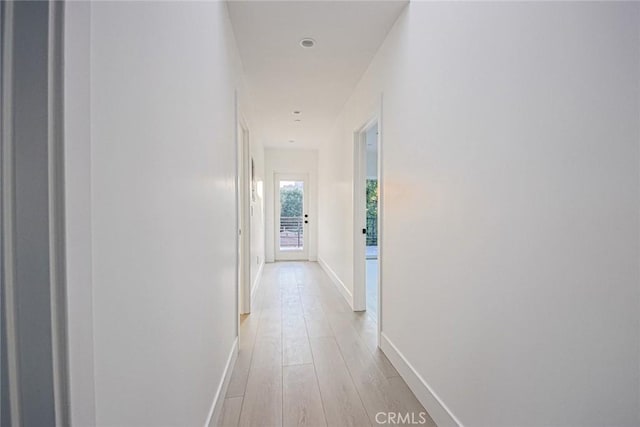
top-left (237, 117), bottom-right (251, 318)
top-left (364, 124), bottom-right (379, 316)
top-left (354, 117), bottom-right (381, 331)
top-left (275, 174), bottom-right (309, 261)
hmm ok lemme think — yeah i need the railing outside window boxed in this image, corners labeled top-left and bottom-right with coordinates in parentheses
top-left (280, 216), bottom-right (304, 249)
top-left (366, 216), bottom-right (377, 246)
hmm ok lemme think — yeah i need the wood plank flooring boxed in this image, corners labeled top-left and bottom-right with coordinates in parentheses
top-left (219, 262), bottom-right (435, 427)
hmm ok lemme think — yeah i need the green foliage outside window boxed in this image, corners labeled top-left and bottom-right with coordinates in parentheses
top-left (280, 185), bottom-right (303, 217)
top-left (366, 179), bottom-right (378, 219)
top-left (366, 179), bottom-right (378, 246)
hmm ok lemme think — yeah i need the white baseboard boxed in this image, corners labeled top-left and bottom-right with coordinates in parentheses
top-left (317, 257), bottom-right (353, 310)
top-left (251, 261), bottom-right (264, 300)
top-left (204, 337), bottom-right (238, 427)
top-left (380, 332), bottom-right (462, 427)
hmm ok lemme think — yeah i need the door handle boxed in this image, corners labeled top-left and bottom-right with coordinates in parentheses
top-left (304, 220), bottom-right (309, 224)
top-left (362, 228), bottom-right (366, 234)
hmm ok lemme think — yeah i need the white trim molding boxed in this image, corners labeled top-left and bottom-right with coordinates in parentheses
top-left (251, 260), bottom-right (264, 301)
top-left (48, 2), bottom-right (70, 424)
top-left (352, 94), bottom-right (383, 346)
top-left (204, 337), bottom-right (238, 427)
top-left (1, 2), bottom-right (21, 425)
top-left (380, 333), bottom-right (463, 427)
top-left (317, 257), bottom-right (353, 310)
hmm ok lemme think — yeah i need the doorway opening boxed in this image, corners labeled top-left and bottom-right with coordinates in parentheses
top-left (353, 111), bottom-right (381, 345)
top-left (364, 124), bottom-right (379, 316)
top-left (275, 173), bottom-right (309, 261)
top-left (237, 112), bottom-right (251, 320)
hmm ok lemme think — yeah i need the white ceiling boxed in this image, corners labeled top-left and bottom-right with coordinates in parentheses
top-left (227, 1), bottom-right (408, 149)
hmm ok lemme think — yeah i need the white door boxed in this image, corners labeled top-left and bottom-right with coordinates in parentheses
top-left (275, 174), bottom-right (309, 261)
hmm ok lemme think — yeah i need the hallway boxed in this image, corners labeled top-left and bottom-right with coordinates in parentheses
top-left (3, 2), bottom-right (637, 426)
top-left (220, 262), bottom-right (434, 426)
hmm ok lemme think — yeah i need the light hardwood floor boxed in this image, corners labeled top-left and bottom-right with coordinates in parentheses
top-left (220, 262), bottom-right (435, 427)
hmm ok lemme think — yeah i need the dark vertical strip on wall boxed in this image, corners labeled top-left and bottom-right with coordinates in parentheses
top-left (0, 1), bottom-right (11, 425)
top-left (12, 2), bottom-right (56, 425)
top-left (49, 1), bottom-right (69, 425)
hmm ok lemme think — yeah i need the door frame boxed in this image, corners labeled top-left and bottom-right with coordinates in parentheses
top-left (1, 2), bottom-right (70, 424)
top-left (274, 173), bottom-right (309, 261)
top-left (235, 95), bottom-right (251, 322)
top-left (1, 2), bottom-right (20, 424)
top-left (353, 96), bottom-right (383, 346)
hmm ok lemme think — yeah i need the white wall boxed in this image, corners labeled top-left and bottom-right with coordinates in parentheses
top-left (64, 2), bottom-right (96, 425)
top-left (318, 115), bottom-right (355, 292)
top-left (265, 148), bottom-right (318, 262)
top-left (88, 2), bottom-right (248, 425)
top-left (318, 2), bottom-right (640, 426)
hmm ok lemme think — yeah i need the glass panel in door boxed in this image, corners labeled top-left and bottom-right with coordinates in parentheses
top-left (279, 180), bottom-right (304, 251)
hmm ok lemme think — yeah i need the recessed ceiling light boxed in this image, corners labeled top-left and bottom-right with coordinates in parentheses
top-left (299, 38), bottom-right (315, 48)
top-left (294, 119), bottom-right (301, 122)
top-left (292, 110), bottom-right (301, 115)
top-left (289, 139), bottom-right (295, 143)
